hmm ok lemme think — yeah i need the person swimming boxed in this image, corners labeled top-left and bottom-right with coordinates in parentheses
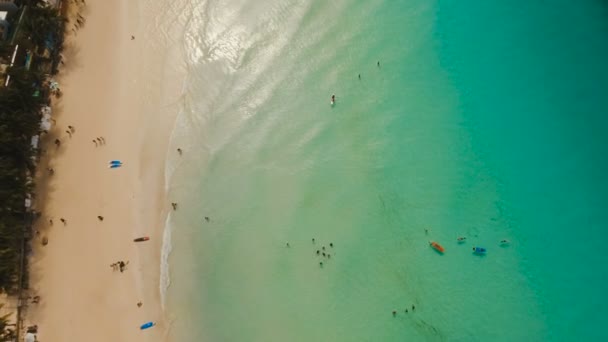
top-left (331, 94), bottom-right (336, 103)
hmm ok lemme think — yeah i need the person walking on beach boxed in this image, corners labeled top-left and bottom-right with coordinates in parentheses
top-left (171, 203), bottom-right (178, 210)
top-left (177, 148), bottom-right (182, 155)
top-left (92, 139), bottom-right (97, 147)
top-left (54, 138), bottom-right (61, 147)
top-left (49, 219), bottom-right (53, 226)
top-left (97, 215), bottom-right (104, 221)
top-left (60, 218), bottom-right (66, 225)
top-left (66, 130), bottom-right (72, 138)
top-left (68, 125), bottom-right (75, 133)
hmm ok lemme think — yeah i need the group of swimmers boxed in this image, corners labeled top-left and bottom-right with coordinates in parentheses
top-left (313, 238), bottom-right (334, 267)
top-left (393, 304), bottom-right (416, 316)
top-left (285, 238), bottom-right (336, 267)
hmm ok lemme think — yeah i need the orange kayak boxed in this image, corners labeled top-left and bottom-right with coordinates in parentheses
top-left (429, 241), bottom-right (445, 253)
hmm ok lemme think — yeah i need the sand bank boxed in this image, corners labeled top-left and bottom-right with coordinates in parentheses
top-left (25, 0), bottom-right (176, 340)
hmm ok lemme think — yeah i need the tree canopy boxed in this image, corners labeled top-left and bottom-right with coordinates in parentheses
top-left (0, 2), bottom-right (65, 294)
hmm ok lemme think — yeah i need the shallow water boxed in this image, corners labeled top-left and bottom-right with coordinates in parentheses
top-left (150, 0), bottom-right (608, 340)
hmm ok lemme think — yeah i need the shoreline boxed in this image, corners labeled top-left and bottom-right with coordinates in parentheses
top-left (24, 0), bottom-right (177, 340)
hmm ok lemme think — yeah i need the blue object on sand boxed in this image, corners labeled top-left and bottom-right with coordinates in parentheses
top-left (109, 164), bottom-right (122, 169)
top-left (110, 160), bottom-right (122, 165)
top-left (472, 247), bottom-right (487, 254)
top-left (140, 322), bottom-right (155, 330)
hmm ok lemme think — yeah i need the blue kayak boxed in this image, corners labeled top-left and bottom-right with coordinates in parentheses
top-left (472, 247), bottom-right (487, 254)
top-left (140, 322), bottom-right (155, 330)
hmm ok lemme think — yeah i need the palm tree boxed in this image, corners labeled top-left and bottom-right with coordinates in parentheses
top-left (0, 0), bottom-right (66, 297)
top-left (20, 6), bottom-right (66, 53)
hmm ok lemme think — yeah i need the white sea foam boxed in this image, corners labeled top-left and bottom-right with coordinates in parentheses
top-left (159, 213), bottom-right (173, 310)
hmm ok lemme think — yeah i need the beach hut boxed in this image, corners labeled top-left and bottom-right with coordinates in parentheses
top-left (30, 135), bottom-right (39, 149)
top-left (24, 332), bottom-right (36, 342)
top-left (0, 1), bottom-right (18, 16)
top-left (40, 106), bottom-right (52, 132)
top-left (0, 11), bottom-right (9, 41)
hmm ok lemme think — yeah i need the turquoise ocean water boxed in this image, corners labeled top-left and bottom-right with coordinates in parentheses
top-left (156, 0), bottom-right (608, 340)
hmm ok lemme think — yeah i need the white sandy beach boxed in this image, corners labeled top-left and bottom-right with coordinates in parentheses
top-left (25, 0), bottom-right (179, 340)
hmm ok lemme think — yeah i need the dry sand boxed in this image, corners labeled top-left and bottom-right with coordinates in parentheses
top-left (25, 0), bottom-right (176, 340)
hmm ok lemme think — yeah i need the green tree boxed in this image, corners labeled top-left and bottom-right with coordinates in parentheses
top-left (21, 6), bottom-right (66, 52)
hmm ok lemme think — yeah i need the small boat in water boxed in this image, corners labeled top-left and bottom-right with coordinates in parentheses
top-left (429, 241), bottom-right (445, 253)
top-left (472, 246), bottom-right (486, 254)
top-left (457, 236), bottom-right (467, 243)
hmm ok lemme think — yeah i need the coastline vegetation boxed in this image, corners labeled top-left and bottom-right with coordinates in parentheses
top-left (0, 0), bottom-right (66, 338)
